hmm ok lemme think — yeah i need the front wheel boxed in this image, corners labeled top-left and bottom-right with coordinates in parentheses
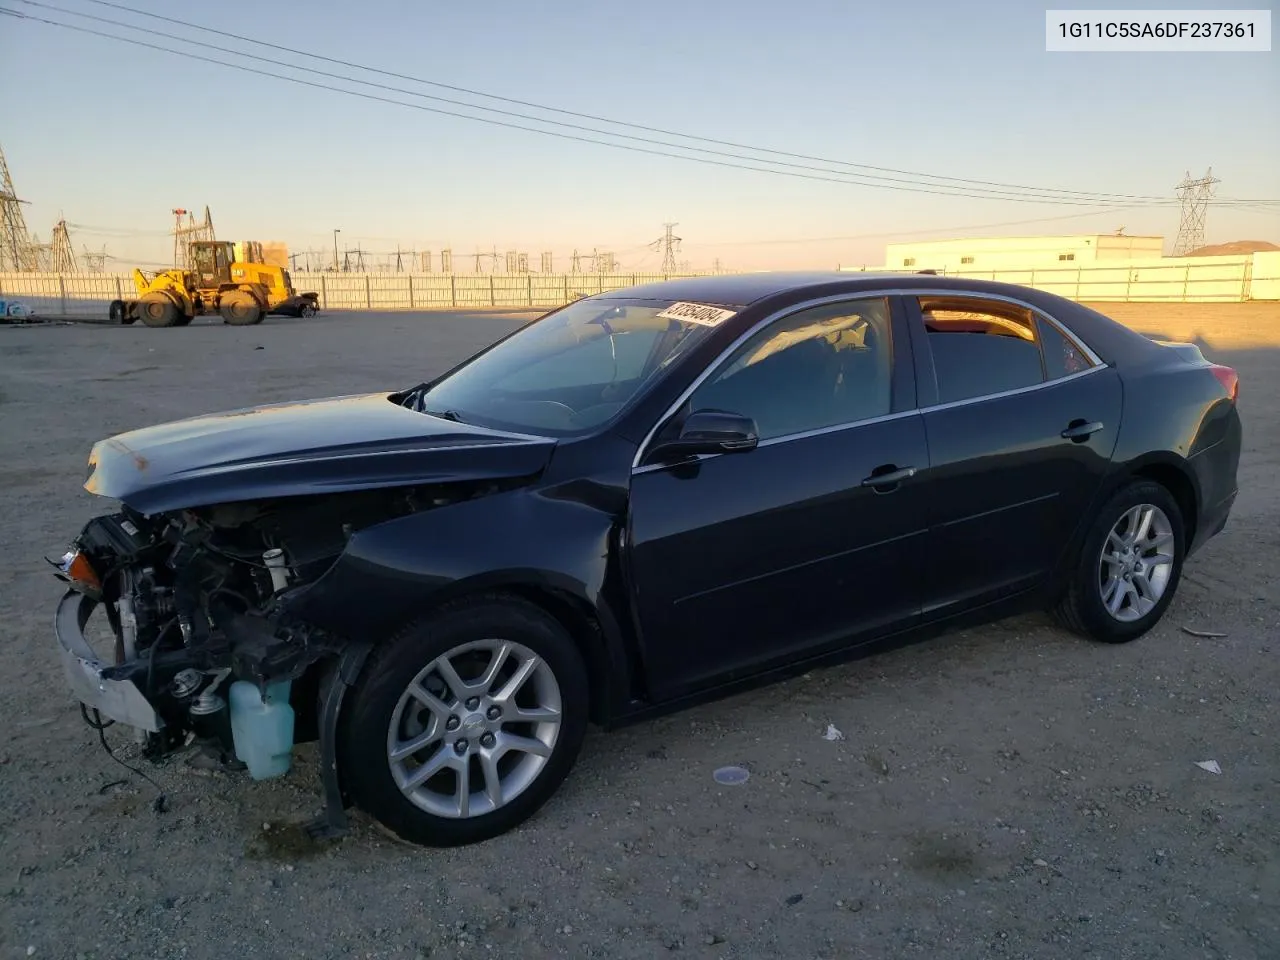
top-left (219, 289), bottom-right (264, 325)
top-left (137, 293), bottom-right (180, 327)
top-left (1053, 479), bottom-right (1186, 643)
top-left (338, 595), bottom-right (589, 847)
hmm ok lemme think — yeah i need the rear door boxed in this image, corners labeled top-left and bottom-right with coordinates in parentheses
top-left (906, 293), bottom-right (1123, 619)
top-left (626, 295), bottom-right (930, 700)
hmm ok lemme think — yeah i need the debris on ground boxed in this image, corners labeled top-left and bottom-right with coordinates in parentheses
top-left (1182, 626), bottom-right (1229, 638)
top-left (823, 724), bottom-right (846, 742)
top-left (713, 765), bottom-right (749, 785)
top-left (1194, 760), bottom-right (1222, 775)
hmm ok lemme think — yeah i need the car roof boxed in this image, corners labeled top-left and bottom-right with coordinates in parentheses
top-left (595, 271), bottom-right (901, 307)
top-left (593, 271), bottom-right (1162, 366)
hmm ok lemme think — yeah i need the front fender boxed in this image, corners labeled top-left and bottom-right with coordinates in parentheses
top-left (285, 484), bottom-right (637, 717)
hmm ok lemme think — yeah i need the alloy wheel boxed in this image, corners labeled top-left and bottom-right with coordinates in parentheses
top-left (1097, 503), bottom-right (1176, 622)
top-left (385, 638), bottom-right (563, 819)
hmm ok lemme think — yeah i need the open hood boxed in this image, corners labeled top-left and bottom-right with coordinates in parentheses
top-left (84, 392), bottom-right (555, 515)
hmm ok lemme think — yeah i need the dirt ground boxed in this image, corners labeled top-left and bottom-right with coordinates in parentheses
top-left (1, 304), bottom-right (1277, 960)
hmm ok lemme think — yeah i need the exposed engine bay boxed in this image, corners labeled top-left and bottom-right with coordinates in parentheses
top-left (52, 479), bottom-right (518, 821)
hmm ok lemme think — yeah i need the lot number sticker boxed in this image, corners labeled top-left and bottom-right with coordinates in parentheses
top-left (656, 302), bottom-right (738, 326)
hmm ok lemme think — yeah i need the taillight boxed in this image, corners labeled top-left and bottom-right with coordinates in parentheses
top-left (1209, 364), bottom-right (1239, 402)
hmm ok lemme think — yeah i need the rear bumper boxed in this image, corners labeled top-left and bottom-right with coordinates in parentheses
top-left (1189, 488), bottom-right (1236, 557)
top-left (54, 590), bottom-right (162, 733)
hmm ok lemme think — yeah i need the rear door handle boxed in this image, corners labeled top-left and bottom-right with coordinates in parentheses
top-left (861, 465), bottom-right (917, 489)
top-left (1061, 420), bottom-right (1104, 442)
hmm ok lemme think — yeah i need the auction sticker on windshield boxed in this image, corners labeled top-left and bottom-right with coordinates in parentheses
top-left (655, 302), bottom-right (739, 326)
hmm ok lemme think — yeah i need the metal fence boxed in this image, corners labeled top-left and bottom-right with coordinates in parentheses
top-left (0, 271), bottom-right (707, 318)
top-left (846, 254), bottom-right (1280, 303)
top-left (2, 254), bottom-right (1277, 319)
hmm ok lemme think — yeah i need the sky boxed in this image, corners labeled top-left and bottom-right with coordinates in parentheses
top-left (0, 0), bottom-right (1277, 271)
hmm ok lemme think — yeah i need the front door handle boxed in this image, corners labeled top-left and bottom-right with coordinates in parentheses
top-left (861, 465), bottom-right (917, 490)
top-left (1061, 419), bottom-right (1104, 442)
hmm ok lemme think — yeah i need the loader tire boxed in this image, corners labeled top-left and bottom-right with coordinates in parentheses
top-left (108, 299), bottom-right (135, 325)
top-left (137, 293), bottom-right (180, 328)
top-left (220, 290), bottom-right (264, 326)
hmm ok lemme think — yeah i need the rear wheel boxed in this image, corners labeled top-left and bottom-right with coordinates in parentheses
top-left (338, 595), bottom-right (589, 847)
top-left (219, 289), bottom-right (264, 325)
top-left (137, 293), bottom-right (180, 328)
top-left (1053, 479), bottom-right (1185, 643)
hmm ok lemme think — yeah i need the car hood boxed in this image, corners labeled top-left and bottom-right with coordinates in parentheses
top-left (84, 392), bottom-right (555, 515)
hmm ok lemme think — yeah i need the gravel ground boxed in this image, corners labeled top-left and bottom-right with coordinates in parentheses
top-left (1, 307), bottom-right (1277, 960)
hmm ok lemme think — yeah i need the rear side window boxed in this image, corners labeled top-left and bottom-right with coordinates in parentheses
top-left (917, 296), bottom-right (1093, 404)
top-left (1036, 315), bottom-right (1096, 379)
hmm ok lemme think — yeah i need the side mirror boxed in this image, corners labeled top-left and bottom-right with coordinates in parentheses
top-left (648, 409), bottom-right (759, 462)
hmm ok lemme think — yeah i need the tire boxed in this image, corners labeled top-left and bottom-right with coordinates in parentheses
top-left (338, 594), bottom-right (589, 847)
top-left (300, 301), bottom-right (318, 318)
top-left (108, 299), bottom-right (133, 324)
top-left (219, 289), bottom-right (264, 325)
top-left (137, 293), bottom-right (180, 328)
top-left (1053, 479), bottom-right (1186, 643)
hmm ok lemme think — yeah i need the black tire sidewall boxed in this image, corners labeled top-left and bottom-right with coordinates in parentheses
top-left (338, 598), bottom-right (589, 847)
top-left (139, 296), bottom-right (176, 327)
top-left (221, 293), bottom-right (263, 325)
top-left (1072, 479), bottom-right (1186, 642)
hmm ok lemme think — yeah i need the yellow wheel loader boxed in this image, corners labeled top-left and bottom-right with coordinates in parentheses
top-left (109, 241), bottom-right (320, 328)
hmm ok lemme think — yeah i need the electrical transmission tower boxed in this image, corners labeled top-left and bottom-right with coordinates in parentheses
top-left (1173, 168), bottom-right (1220, 256)
top-left (651, 222), bottom-right (682, 275)
top-left (0, 143), bottom-right (39, 271)
top-left (172, 206), bottom-right (215, 268)
top-left (441, 249), bottom-right (453, 273)
top-left (82, 246), bottom-right (107, 272)
top-left (49, 218), bottom-right (77, 272)
top-left (541, 251), bottom-right (553, 273)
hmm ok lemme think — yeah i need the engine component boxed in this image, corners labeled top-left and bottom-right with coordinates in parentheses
top-left (189, 676), bottom-right (234, 754)
top-left (169, 668), bottom-right (204, 700)
top-left (263, 548), bottom-right (291, 593)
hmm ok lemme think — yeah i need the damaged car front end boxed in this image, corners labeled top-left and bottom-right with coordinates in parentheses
top-left (52, 390), bottom-right (557, 836)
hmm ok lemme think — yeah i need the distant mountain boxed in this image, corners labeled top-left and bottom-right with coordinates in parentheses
top-left (1184, 240), bottom-right (1280, 257)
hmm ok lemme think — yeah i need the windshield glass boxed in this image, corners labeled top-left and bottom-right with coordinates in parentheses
top-left (411, 297), bottom-right (728, 436)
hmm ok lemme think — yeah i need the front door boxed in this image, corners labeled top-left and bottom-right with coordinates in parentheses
top-left (905, 293), bottom-right (1123, 618)
top-left (626, 295), bottom-right (930, 700)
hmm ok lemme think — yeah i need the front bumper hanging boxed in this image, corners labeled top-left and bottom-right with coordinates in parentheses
top-left (54, 590), bottom-right (163, 733)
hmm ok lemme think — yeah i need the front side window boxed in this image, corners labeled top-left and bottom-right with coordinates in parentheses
top-left (917, 295), bottom-right (1095, 404)
top-left (412, 297), bottom-right (725, 435)
top-left (686, 297), bottom-right (893, 441)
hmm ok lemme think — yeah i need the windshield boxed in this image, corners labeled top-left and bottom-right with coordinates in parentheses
top-left (409, 297), bottom-right (728, 436)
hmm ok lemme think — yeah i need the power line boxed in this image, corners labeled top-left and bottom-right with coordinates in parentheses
top-left (6, 2), bottom-right (1273, 209)
top-left (74, 0), bottom-right (1271, 206)
top-left (1, 1), bottom-right (1138, 207)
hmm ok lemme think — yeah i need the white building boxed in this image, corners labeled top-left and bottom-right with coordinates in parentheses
top-left (882, 234), bottom-right (1165, 272)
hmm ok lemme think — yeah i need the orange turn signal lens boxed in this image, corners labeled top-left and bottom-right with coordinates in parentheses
top-left (60, 550), bottom-right (101, 592)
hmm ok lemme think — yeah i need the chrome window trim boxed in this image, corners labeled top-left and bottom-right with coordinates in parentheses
top-left (1034, 310), bottom-right (1106, 369)
top-left (906, 287), bottom-right (1105, 369)
top-left (629, 286), bottom-right (1109, 473)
